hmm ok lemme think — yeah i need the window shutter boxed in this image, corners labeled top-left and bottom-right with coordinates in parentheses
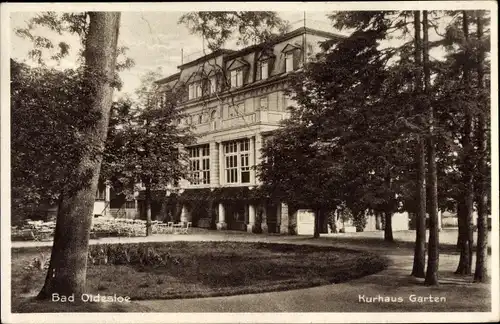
top-left (256, 61), bottom-right (262, 81)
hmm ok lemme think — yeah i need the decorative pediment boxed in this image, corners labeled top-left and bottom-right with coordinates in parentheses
top-left (227, 58), bottom-right (249, 71)
top-left (281, 43), bottom-right (301, 53)
top-left (207, 69), bottom-right (221, 77)
top-left (186, 71), bottom-right (203, 84)
top-left (257, 48), bottom-right (276, 61)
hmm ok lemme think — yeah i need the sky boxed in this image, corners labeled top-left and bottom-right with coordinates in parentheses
top-left (10, 11), bottom-right (337, 98)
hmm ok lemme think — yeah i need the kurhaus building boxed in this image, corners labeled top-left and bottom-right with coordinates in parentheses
top-left (141, 27), bottom-right (342, 234)
top-left (97, 26), bottom-right (410, 234)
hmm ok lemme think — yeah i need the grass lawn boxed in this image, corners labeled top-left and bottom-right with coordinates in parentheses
top-left (11, 241), bottom-right (387, 312)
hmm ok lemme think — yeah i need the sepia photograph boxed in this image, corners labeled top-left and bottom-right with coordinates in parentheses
top-left (1, 2), bottom-right (498, 323)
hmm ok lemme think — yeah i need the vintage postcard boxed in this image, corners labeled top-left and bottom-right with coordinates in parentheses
top-left (1, 1), bottom-right (498, 323)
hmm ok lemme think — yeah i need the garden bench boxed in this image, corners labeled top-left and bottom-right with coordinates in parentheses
top-left (156, 223), bottom-right (171, 234)
top-left (179, 222), bottom-right (191, 235)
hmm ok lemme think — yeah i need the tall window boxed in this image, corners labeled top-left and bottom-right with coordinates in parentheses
top-left (188, 81), bottom-right (203, 100)
top-left (261, 60), bottom-right (269, 80)
top-left (285, 52), bottom-right (294, 72)
top-left (209, 76), bottom-right (217, 94)
top-left (188, 145), bottom-right (210, 185)
top-left (230, 69), bottom-right (243, 88)
top-left (195, 82), bottom-right (202, 98)
top-left (188, 84), bottom-right (194, 100)
top-left (224, 139), bottom-right (250, 184)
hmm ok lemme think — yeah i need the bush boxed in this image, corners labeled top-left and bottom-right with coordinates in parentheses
top-left (32, 243), bottom-right (174, 268)
top-left (90, 219), bottom-right (146, 238)
top-left (88, 243), bottom-right (174, 266)
top-left (352, 212), bottom-right (367, 232)
top-left (11, 218), bottom-right (149, 241)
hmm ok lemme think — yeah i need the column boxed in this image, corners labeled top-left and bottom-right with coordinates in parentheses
top-left (134, 199), bottom-right (139, 219)
top-left (209, 141), bottom-right (219, 187)
top-left (218, 142), bottom-right (225, 185)
top-left (104, 185), bottom-right (111, 217)
top-left (279, 202), bottom-right (290, 234)
top-left (249, 136), bottom-right (256, 185)
top-left (254, 134), bottom-right (263, 185)
top-left (247, 204), bottom-right (256, 233)
top-left (181, 205), bottom-right (191, 223)
top-left (260, 205), bottom-right (268, 233)
top-left (217, 203), bottom-right (227, 230)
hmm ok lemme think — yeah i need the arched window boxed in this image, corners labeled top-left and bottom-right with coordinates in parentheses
top-left (210, 110), bottom-right (217, 120)
top-left (198, 114), bottom-right (203, 124)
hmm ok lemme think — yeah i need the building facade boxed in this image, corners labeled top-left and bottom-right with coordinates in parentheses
top-left (139, 27), bottom-right (341, 234)
top-left (97, 27), bottom-right (411, 234)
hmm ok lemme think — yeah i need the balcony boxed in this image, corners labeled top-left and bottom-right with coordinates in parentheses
top-left (191, 110), bottom-right (291, 135)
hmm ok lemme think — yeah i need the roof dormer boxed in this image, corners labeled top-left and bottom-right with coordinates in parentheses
top-left (227, 57), bottom-right (249, 71)
top-left (256, 48), bottom-right (276, 81)
top-left (282, 43), bottom-right (303, 73)
top-left (281, 43), bottom-right (302, 54)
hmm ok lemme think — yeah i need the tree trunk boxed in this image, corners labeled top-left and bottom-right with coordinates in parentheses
top-left (384, 211), bottom-right (394, 242)
top-left (456, 200), bottom-right (464, 249)
top-left (38, 12), bottom-right (121, 299)
top-left (411, 10), bottom-right (426, 278)
top-left (474, 11), bottom-right (489, 283)
top-left (145, 182), bottom-right (153, 236)
top-left (313, 209), bottom-right (320, 238)
top-left (455, 201), bottom-right (471, 274)
top-left (454, 10), bottom-right (475, 276)
top-left (423, 10), bottom-right (439, 286)
top-left (411, 140), bottom-right (427, 278)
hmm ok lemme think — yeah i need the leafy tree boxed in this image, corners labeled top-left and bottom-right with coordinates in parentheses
top-left (410, 10), bottom-right (427, 278)
top-left (473, 10), bottom-right (491, 283)
top-left (11, 60), bottom-right (98, 223)
top-left (422, 10), bottom-right (440, 286)
top-left (179, 11), bottom-right (290, 51)
top-left (14, 12), bottom-right (123, 299)
top-left (259, 13), bottom-right (412, 239)
top-left (316, 11), bottom-right (423, 242)
top-left (431, 10), bottom-right (491, 280)
top-left (101, 70), bottom-right (195, 236)
top-left (259, 121), bottom-right (343, 238)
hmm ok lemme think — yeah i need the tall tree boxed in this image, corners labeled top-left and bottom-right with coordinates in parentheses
top-left (411, 10), bottom-right (427, 278)
top-left (37, 12), bottom-right (121, 298)
top-left (10, 61), bottom-right (97, 224)
top-left (456, 10), bottom-right (475, 275)
top-left (423, 10), bottom-right (440, 286)
top-left (260, 12), bottom-right (414, 240)
top-left (474, 10), bottom-right (490, 283)
top-left (179, 11), bottom-right (289, 51)
top-left (101, 71), bottom-right (195, 236)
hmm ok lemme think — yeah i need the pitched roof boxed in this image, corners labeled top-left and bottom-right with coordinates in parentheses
top-left (154, 27), bottom-right (344, 85)
top-left (154, 72), bottom-right (181, 85)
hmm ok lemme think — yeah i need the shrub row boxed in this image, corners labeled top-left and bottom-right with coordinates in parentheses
top-left (87, 244), bottom-right (178, 266)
